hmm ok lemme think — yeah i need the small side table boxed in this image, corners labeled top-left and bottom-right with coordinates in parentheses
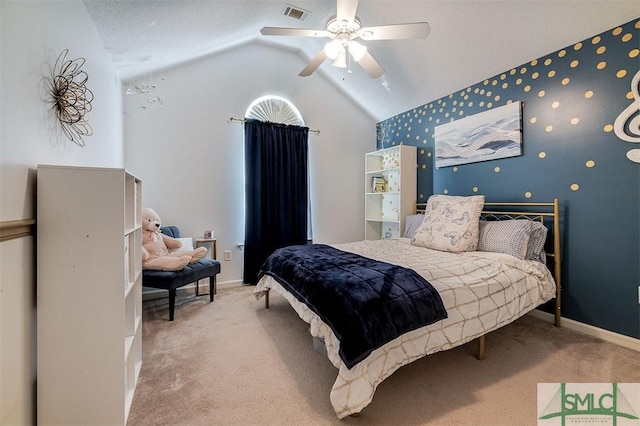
top-left (195, 238), bottom-right (217, 293)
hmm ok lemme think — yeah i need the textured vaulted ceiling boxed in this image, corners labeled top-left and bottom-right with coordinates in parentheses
top-left (83, 0), bottom-right (639, 121)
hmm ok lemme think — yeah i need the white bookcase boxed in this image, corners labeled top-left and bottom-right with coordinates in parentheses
top-left (37, 165), bottom-right (142, 425)
top-left (365, 145), bottom-right (417, 240)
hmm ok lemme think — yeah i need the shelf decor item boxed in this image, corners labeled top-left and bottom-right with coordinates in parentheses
top-left (372, 176), bottom-right (386, 193)
top-left (41, 49), bottom-right (94, 147)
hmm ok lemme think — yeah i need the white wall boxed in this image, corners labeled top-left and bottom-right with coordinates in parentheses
top-left (124, 42), bottom-right (376, 285)
top-left (0, 1), bottom-right (123, 424)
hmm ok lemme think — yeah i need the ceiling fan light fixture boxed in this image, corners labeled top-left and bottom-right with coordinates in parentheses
top-left (324, 39), bottom-right (344, 60)
top-left (332, 51), bottom-right (347, 68)
top-left (348, 40), bottom-right (367, 61)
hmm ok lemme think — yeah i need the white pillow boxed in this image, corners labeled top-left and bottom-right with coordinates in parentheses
top-left (412, 195), bottom-right (485, 252)
top-left (172, 237), bottom-right (194, 251)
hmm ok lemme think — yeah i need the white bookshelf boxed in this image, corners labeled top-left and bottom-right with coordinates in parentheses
top-left (37, 165), bottom-right (142, 425)
top-left (365, 145), bottom-right (417, 239)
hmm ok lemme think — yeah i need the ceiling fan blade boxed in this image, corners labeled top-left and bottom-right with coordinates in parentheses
top-left (357, 51), bottom-right (385, 79)
top-left (358, 22), bottom-right (431, 40)
top-left (336, 0), bottom-right (358, 23)
top-left (299, 50), bottom-right (328, 77)
top-left (261, 27), bottom-right (330, 38)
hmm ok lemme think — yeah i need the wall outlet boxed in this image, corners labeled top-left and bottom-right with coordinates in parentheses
top-left (223, 250), bottom-right (231, 261)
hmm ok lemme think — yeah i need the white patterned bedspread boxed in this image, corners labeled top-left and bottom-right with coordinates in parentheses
top-left (254, 238), bottom-right (556, 419)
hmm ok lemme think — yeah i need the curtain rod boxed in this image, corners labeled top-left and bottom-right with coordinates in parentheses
top-left (229, 117), bottom-right (320, 134)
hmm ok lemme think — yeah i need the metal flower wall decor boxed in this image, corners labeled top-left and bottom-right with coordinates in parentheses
top-left (42, 49), bottom-right (94, 147)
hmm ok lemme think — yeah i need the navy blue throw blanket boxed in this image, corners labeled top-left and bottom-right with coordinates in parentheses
top-left (259, 244), bottom-right (448, 369)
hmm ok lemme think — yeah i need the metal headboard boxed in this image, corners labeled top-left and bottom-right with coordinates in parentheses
top-left (416, 198), bottom-right (561, 327)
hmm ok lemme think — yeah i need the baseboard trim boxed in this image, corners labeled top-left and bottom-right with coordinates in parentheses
top-left (527, 310), bottom-right (639, 352)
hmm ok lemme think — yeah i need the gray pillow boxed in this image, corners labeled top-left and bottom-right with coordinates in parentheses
top-left (477, 219), bottom-right (548, 263)
top-left (403, 214), bottom-right (425, 238)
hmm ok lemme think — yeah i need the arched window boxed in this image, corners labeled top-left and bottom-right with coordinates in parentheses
top-left (245, 96), bottom-right (305, 126)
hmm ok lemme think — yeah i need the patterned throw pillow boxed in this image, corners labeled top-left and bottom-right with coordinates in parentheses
top-left (477, 220), bottom-right (532, 259)
top-left (411, 195), bottom-right (485, 252)
top-left (525, 221), bottom-right (548, 263)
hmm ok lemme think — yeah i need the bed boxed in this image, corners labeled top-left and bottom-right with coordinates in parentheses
top-left (254, 196), bottom-right (561, 419)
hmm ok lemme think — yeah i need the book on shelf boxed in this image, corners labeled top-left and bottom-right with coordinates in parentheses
top-left (372, 176), bottom-right (386, 193)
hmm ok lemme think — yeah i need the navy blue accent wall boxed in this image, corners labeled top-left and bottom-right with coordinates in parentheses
top-left (376, 19), bottom-right (640, 339)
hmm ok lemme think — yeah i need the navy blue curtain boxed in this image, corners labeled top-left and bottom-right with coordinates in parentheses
top-left (243, 119), bottom-right (309, 284)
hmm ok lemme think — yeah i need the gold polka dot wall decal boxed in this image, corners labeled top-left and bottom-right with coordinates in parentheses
top-left (539, 152), bottom-right (546, 158)
top-left (627, 91), bottom-right (634, 100)
top-left (521, 67), bottom-right (527, 74)
top-left (495, 95), bottom-right (501, 101)
top-left (548, 70), bottom-right (556, 78)
top-left (586, 160), bottom-right (595, 168)
top-left (592, 36), bottom-right (601, 44)
top-left (574, 42), bottom-right (583, 50)
top-left (494, 166), bottom-right (500, 173)
top-left (552, 101), bottom-right (560, 108)
top-left (453, 166), bottom-right (458, 172)
top-left (492, 80), bottom-right (497, 86)
top-left (443, 189), bottom-right (449, 194)
top-left (525, 192), bottom-right (532, 199)
top-left (544, 58), bottom-right (552, 66)
top-left (469, 101), bottom-right (474, 107)
top-left (622, 33), bottom-right (632, 42)
top-left (603, 124), bottom-right (613, 132)
top-left (427, 152), bottom-right (432, 157)
top-left (422, 164), bottom-right (426, 169)
top-left (636, 20), bottom-right (640, 29)
top-left (530, 59), bottom-right (538, 66)
top-left (570, 183), bottom-right (580, 191)
top-left (524, 85), bottom-right (531, 92)
top-left (562, 77), bottom-right (570, 85)
top-left (500, 73), bottom-right (506, 80)
top-left (516, 78), bottom-right (523, 85)
top-left (538, 90), bottom-right (546, 97)
top-left (558, 50), bottom-right (566, 58)
top-left (571, 117), bottom-right (580, 125)
top-left (479, 101), bottom-right (485, 107)
top-left (502, 83), bottom-right (509, 89)
top-left (585, 90), bottom-right (594, 98)
top-left (631, 49), bottom-right (639, 58)
top-left (597, 61), bottom-right (607, 70)
top-left (545, 125), bottom-right (553, 132)
top-left (617, 70), bottom-right (627, 78)
top-left (472, 186), bottom-right (479, 193)
top-left (570, 60), bottom-right (579, 68)
top-left (510, 69), bottom-right (516, 75)
top-left (532, 72), bottom-right (539, 80)
top-left (597, 46), bottom-right (606, 55)
top-left (530, 117), bottom-right (537, 124)
top-left (483, 79), bottom-right (489, 85)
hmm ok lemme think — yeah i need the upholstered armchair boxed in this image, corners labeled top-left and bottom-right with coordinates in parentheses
top-left (142, 226), bottom-right (221, 321)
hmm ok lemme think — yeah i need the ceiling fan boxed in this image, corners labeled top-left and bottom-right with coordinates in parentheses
top-left (260, 0), bottom-right (430, 79)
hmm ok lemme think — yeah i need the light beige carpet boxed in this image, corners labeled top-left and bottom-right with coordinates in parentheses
top-left (127, 285), bottom-right (639, 426)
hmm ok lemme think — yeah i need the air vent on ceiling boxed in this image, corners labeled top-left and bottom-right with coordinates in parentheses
top-left (283, 4), bottom-right (310, 21)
